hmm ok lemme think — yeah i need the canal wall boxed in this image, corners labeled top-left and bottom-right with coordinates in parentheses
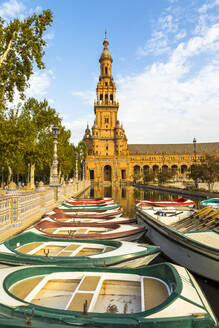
top-left (0, 180), bottom-right (90, 242)
top-left (134, 183), bottom-right (219, 199)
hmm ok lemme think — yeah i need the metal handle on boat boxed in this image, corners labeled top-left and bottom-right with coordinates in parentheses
top-left (83, 300), bottom-right (88, 316)
top-left (43, 249), bottom-right (50, 257)
top-left (24, 308), bottom-right (34, 326)
top-left (123, 303), bottom-right (128, 314)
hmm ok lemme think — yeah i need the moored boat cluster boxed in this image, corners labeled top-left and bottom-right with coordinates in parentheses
top-left (0, 196), bottom-right (217, 327)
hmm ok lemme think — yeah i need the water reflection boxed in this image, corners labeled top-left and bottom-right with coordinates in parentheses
top-left (82, 185), bottom-right (200, 217)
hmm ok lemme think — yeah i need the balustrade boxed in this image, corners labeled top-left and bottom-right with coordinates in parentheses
top-left (0, 180), bottom-right (90, 237)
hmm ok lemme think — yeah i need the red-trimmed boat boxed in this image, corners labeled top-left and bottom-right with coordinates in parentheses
top-left (136, 197), bottom-right (195, 208)
top-left (69, 196), bottom-right (114, 205)
top-left (30, 219), bottom-right (146, 241)
top-left (45, 213), bottom-right (136, 225)
top-left (46, 208), bottom-right (123, 219)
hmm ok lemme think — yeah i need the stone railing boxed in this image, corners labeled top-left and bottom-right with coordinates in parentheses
top-left (0, 180), bottom-right (90, 241)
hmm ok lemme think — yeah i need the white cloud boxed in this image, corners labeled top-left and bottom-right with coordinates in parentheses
top-left (64, 115), bottom-right (93, 145)
top-left (0, 0), bottom-right (25, 19)
top-left (45, 32), bottom-right (55, 41)
top-left (118, 13), bottom-right (219, 143)
top-left (72, 90), bottom-right (95, 105)
top-left (198, 0), bottom-right (219, 13)
top-left (26, 71), bottom-right (52, 98)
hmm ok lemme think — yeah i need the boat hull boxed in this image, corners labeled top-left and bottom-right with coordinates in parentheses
top-left (0, 232), bottom-right (159, 267)
top-left (137, 209), bottom-right (219, 282)
top-left (0, 263), bottom-right (216, 328)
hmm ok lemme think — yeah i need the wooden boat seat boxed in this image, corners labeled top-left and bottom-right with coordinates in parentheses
top-left (143, 278), bottom-right (168, 310)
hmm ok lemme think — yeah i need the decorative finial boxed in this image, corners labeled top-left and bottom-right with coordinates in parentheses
top-left (105, 29), bottom-right (107, 40)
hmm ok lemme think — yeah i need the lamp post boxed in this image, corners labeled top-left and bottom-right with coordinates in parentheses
top-left (75, 153), bottom-right (78, 180)
top-left (50, 125), bottom-right (60, 186)
top-left (193, 137), bottom-right (198, 188)
top-left (82, 160), bottom-right (85, 180)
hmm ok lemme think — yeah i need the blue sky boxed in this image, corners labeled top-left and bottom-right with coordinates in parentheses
top-left (1, 0), bottom-right (219, 145)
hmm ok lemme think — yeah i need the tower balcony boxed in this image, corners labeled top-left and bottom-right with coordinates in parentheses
top-left (94, 100), bottom-right (119, 107)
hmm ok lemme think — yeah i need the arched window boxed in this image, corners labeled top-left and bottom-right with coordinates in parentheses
top-left (105, 67), bottom-right (108, 75)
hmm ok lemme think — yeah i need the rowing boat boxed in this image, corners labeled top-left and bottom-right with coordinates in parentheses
top-left (0, 231), bottom-right (159, 267)
top-left (60, 203), bottom-right (121, 212)
top-left (45, 214), bottom-right (136, 225)
top-left (30, 219), bottom-right (146, 241)
top-left (200, 198), bottom-right (219, 209)
top-left (136, 197), bottom-right (195, 208)
top-left (0, 263), bottom-right (216, 328)
top-left (136, 205), bottom-right (219, 281)
top-left (47, 208), bottom-right (123, 219)
top-left (67, 197), bottom-right (114, 206)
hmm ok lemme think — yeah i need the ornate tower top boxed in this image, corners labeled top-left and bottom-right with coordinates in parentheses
top-left (99, 30), bottom-right (113, 63)
top-left (95, 33), bottom-right (117, 109)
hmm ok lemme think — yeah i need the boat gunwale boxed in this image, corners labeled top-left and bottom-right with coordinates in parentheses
top-left (1, 232), bottom-right (159, 266)
top-left (3, 263), bottom-right (183, 319)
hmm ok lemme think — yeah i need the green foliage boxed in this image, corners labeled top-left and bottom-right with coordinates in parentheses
top-left (0, 9), bottom-right (53, 108)
top-left (189, 155), bottom-right (219, 191)
top-left (143, 172), bottom-right (155, 184)
top-left (0, 97), bottom-right (77, 183)
top-left (157, 169), bottom-right (174, 185)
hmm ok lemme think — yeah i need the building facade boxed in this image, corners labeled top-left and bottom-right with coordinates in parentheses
top-left (83, 34), bottom-right (219, 184)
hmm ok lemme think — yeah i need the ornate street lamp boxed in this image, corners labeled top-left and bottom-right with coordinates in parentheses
top-left (75, 153), bottom-right (78, 180)
top-left (82, 160), bottom-right (85, 180)
top-left (193, 137), bottom-right (198, 188)
top-left (50, 125), bottom-right (60, 186)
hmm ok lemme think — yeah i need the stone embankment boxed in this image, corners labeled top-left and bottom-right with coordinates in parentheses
top-left (0, 180), bottom-right (90, 242)
top-left (134, 182), bottom-right (219, 199)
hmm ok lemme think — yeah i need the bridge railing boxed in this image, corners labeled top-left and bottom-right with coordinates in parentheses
top-left (0, 180), bottom-right (90, 239)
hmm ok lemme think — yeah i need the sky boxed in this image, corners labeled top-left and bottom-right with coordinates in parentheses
top-left (1, 0), bottom-right (219, 145)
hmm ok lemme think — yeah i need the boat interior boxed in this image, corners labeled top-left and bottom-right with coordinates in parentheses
top-left (15, 242), bottom-right (114, 257)
top-left (42, 227), bottom-right (112, 235)
top-left (171, 207), bottom-right (219, 232)
top-left (9, 272), bottom-right (170, 314)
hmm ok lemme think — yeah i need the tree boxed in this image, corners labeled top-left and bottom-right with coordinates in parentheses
top-left (0, 9), bottom-right (53, 108)
top-left (143, 172), bottom-right (155, 184)
top-left (189, 155), bottom-right (219, 191)
top-left (0, 97), bottom-right (61, 183)
top-left (57, 127), bottom-right (76, 181)
top-left (157, 169), bottom-right (174, 185)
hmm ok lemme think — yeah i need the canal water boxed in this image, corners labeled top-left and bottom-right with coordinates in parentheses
top-left (81, 185), bottom-right (219, 320)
